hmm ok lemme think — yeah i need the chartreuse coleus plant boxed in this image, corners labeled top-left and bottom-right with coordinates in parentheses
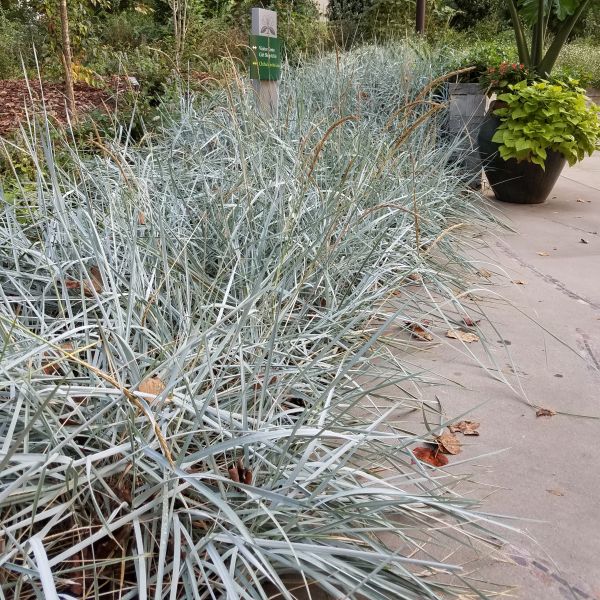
top-left (492, 78), bottom-right (600, 167)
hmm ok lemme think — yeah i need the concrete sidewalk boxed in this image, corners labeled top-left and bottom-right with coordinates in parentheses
top-left (417, 154), bottom-right (600, 598)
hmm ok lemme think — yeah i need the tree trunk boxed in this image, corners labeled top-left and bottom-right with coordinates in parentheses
top-left (416, 0), bottom-right (426, 33)
top-left (59, 0), bottom-right (76, 119)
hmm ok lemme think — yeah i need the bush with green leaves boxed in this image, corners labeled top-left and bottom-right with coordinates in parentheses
top-left (0, 44), bottom-right (508, 599)
top-left (0, 14), bottom-right (28, 78)
top-left (556, 41), bottom-right (600, 89)
top-left (492, 78), bottom-right (600, 167)
top-left (443, 32), bottom-right (519, 81)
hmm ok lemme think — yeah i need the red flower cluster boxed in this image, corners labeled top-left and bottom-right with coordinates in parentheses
top-left (480, 62), bottom-right (530, 95)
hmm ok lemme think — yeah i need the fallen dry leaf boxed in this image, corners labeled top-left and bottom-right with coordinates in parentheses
top-left (407, 273), bottom-right (423, 282)
top-left (228, 458), bottom-right (253, 484)
top-left (436, 431), bottom-right (461, 455)
top-left (138, 212), bottom-right (146, 225)
top-left (537, 251), bottom-right (549, 256)
top-left (580, 238), bottom-right (588, 244)
top-left (409, 323), bottom-right (433, 341)
top-left (446, 329), bottom-right (479, 343)
top-left (64, 266), bottom-right (103, 297)
top-left (449, 420), bottom-right (480, 436)
top-left (413, 446), bottom-right (449, 467)
top-left (512, 279), bottom-right (527, 285)
top-left (536, 407), bottom-right (557, 417)
top-left (576, 198), bottom-right (591, 203)
top-left (462, 316), bottom-right (481, 327)
top-left (546, 489), bottom-right (564, 496)
top-left (139, 377), bottom-right (166, 400)
top-left (476, 269), bottom-right (492, 279)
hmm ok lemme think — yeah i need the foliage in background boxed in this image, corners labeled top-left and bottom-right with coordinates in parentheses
top-left (447, 0), bottom-right (509, 31)
top-left (556, 41), bottom-right (600, 88)
top-left (506, 0), bottom-right (593, 75)
top-left (492, 78), bottom-right (600, 167)
top-left (0, 44), bottom-right (507, 599)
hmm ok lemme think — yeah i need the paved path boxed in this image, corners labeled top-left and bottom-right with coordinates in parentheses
top-left (415, 154), bottom-right (600, 599)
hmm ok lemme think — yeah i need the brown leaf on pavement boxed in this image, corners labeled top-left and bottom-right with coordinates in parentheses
top-left (409, 323), bottom-right (433, 341)
top-left (462, 316), bottom-right (481, 327)
top-left (536, 407), bottom-right (557, 417)
top-left (446, 329), bottom-right (479, 343)
top-left (448, 420), bottom-right (480, 436)
top-left (413, 446), bottom-right (449, 467)
top-left (435, 431), bottom-right (461, 455)
top-left (546, 489), bottom-right (564, 496)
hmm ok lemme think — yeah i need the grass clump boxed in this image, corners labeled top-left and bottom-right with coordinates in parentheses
top-left (0, 44), bottom-right (502, 599)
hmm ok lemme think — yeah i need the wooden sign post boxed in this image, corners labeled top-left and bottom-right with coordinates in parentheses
top-left (249, 8), bottom-right (280, 117)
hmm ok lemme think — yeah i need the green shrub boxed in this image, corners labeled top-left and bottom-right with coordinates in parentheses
top-left (447, 0), bottom-right (509, 31)
top-left (99, 10), bottom-right (167, 49)
top-left (555, 41), bottom-right (600, 88)
top-left (492, 79), bottom-right (600, 167)
top-left (0, 15), bottom-right (27, 78)
top-left (442, 32), bottom-right (518, 81)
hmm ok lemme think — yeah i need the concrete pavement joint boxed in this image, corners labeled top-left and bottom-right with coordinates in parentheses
top-left (576, 330), bottom-right (600, 373)
top-left (496, 240), bottom-right (600, 311)
top-left (559, 174), bottom-right (600, 192)
top-left (544, 218), bottom-right (598, 236)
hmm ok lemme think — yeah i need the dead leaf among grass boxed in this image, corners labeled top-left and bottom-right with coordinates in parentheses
top-left (139, 377), bottom-right (166, 400)
top-left (228, 458), bottom-right (253, 484)
top-left (446, 329), bottom-right (479, 343)
top-left (536, 407), bottom-right (557, 417)
top-left (404, 320), bottom-right (433, 341)
top-left (413, 446), bottom-right (449, 467)
top-left (448, 420), bottom-right (480, 436)
top-left (436, 432), bottom-right (461, 455)
top-left (64, 265), bottom-right (103, 297)
top-left (476, 269), bottom-right (492, 279)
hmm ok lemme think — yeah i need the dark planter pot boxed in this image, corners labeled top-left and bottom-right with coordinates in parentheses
top-left (478, 112), bottom-right (567, 204)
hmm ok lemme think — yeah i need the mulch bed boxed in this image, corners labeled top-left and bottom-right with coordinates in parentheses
top-left (0, 78), bottom-right (136, 138)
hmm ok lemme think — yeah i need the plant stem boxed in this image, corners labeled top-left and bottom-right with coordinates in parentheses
top-left (538, 0), bottom-right (592, 76)
top-left (506, 0), bottom-right (532, 67)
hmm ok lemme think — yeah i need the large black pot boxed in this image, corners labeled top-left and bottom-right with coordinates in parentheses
top-left (478, 112), bottom-right (566, 204)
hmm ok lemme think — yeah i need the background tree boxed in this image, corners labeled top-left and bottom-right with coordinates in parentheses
top-left (59, 0), bottom-right (75, 116)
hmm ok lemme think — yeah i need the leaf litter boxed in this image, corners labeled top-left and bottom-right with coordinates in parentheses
top-left (449, 420), bottom-right (480, 436)
top-left (446, 329), bottom-right (479, 343)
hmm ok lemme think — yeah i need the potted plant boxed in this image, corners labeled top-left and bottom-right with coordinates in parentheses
top-left (478, 0), bottom-right (600, 204)
top-left (479, 78), bottom-right (599, 203)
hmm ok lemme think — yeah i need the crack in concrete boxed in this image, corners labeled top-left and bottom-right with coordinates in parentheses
top-left (496, 240), bottom-right (600, 311)
top-left (544, 218), bottom-right (599, 236)
top-left (576, 329), bottom-right (600, 373)
top-left (507, 550), bottom-right (598, 600)
top-left (559, 174), bottom-right (600, 192)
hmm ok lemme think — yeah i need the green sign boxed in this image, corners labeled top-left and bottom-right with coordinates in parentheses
top-left (249, 35), bottom-right (281, 81)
